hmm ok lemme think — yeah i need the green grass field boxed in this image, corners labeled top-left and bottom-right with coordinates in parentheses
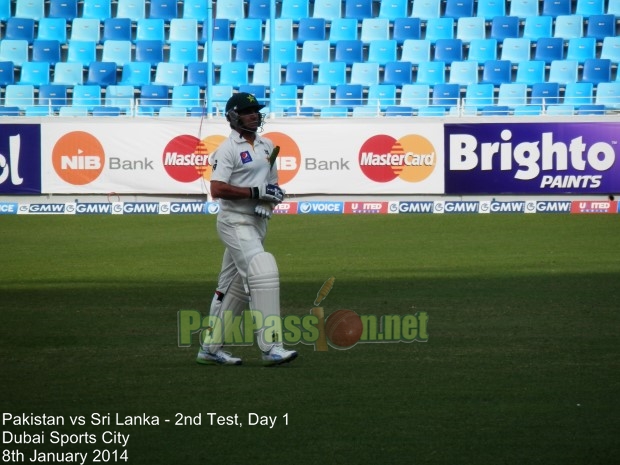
top-left (1, 214), bottom-right (619, 465)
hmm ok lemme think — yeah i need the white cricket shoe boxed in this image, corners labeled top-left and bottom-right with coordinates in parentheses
top-left (262, 344), bottom-right (298, 366)
top-left (196, 348), bottom-right (242, 366)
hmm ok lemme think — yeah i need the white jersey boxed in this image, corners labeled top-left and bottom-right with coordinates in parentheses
top-left (210, 129), bottom-right (277, 215)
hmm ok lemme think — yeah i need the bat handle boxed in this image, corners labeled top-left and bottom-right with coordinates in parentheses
top-left (311, 307), bottom-right (328, 352)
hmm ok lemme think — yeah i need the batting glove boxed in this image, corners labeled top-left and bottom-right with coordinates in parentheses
top-left (251, 183), bottom-right (285, 204)
top-left (254, 202), bottom-right (273, 219)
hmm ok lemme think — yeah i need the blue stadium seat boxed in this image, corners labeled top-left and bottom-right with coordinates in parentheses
top-left (585, 15), bottom-right (615, 40)
top-left (15, 0), bottom-right (44, 20)
top-left (467, 38), bottom-right (498, 62)
top-left (411, 0), bottom-right (441, 20)
top-left (432, 83), bottom-right (461, 108)
top-left (154, 62), bottom-right (185, 86)
top-left (285, 61), bottom-right (314, 87)
top-left (92, 106), bottom-right (122, 116)
top-left (600, 37), bottom-right (620, 64)
top-left (444, 0), bottom-right (474, 19)
top-left (554, 14), bottom-right (584, 39)
top-left (0, 106), bottom-right (23, 116)
top-left (463, 82), bottom-right (494, 112)
top-left (367, 40), bottom-right (398, 66)
top-left (448, 60), bottom-right (479, 86)
top-left (270, 84), bottom-right (298, 113)
top-left (481, 59), bottom-right (511, 85)
top-left (134, 40), bottom-right (164, 66)
top-left (501, 38), bottom-right (532, 62)
top-left (608, 0), bottom-right (620, 15)
top-left (20, 62), bottom-right (50, 87)
top-left (322, 106), bottom-right (349, 117)
top-left (566, 37), bottom-right (597, 63)
top-left (169, 41), bottom-right (199, 65)
top-left (392, 18), bottom-right (421, 44)
top-left (116, 0), bottom-right (146, 21)
top-left (400, 83), bottom-right (430, 108)
top-left (186, 62), bottom-right (211, 88)
top-left (4, 84), bottom-right (35, 109)
top-left (378, 0), bottom-right (408, 20)
top-left (210, 84), bottom-right (234, 111)
top-left (534, 37), bottom-right (564, 63)
top-left (425, 18), bottom-right (455, 43)
top-left (490, 16), bottom-right (520, 42)
top-left (53, 62), bottom-right (84, 85)
top-left (367, 84), bottom-right (397, 110)
top-left (386, 106), bottom-right (414, 116)
top-left (576, 104), bottom-right (605, 114)
top-left (546, 104), bottom-right (576, 114)
top-left (595, 82), bottom-right (620, 109)
top-left (37, 18), bottom-right (68, 44)
top-left (281, 0), bottom-right (310, 22)
top-left (263, 18), bottom-right (294, 43)
top-left (0, 61), bottom-right (15, 86)
top-left (235, 40), bottom-right (265, 66)
top-left (515, 60), bottom-right (546, 85)
top-left (476, 0), bottom-right (506, 20)
top-left (157, 106), bottom-right (187, 117)
top-left (184, 0), bottom-right (209, 19)
top-left (5, 18), bottom-right (36, 43)
top-left (434, 38), bottom-right (463, 63)
top-left (215, 0), bottom-right (244, 19)
top-left (563, 82), bottom-right (594, 106)
top-left (576, 0), bottom-right (605, 16)
top-left (101, 40), bottom-right (132, 67)
top-left (140, 84), bottom-right (169, 112)
top-left (456, 16), bottom-right (486, 43)
top-left (542, 0), bottom-right (572, 16)
top-left (219, 61), bottom-right (249, 87)
top-left (232, 18), bottom-right (263, 43)
top-left (351, 105), bottom-right (379, 116)
top-left (82, 0), bottom-right (111, 20)
top-left (59, 106), bottom-right (89, 116)
top-left (334, 40), bottom-right (363, 65)
top-left (72, 84), bottom-right (102, 111)
top-left (297, 17), bottom-right (327, 43)
top-left (334, 83), bottom-right (364, 107)
top-left (317, 61), bottom-right (347, 86)
top-left (522, 16), bottom-right (553, 40)
top-left (497, 82), bottom-right (528, 107)
top-left (70, 19), bottom-right (101, 42)
top-left (301, 83), bottom-right (332, 109)
top-left (0, 0), bottom-right (10, 21)
top-left (0, 40), bottom-right (29, 68)
top-left (344, 0), bottom-right (372, 19)
top-left (401, 39), bottom-right (431, 65)
top-left (49, 0), bottom-right (78, 20)
top-left (301, 40), bottom-right (331, 64)
top-left (510, 0), bottom-right (539, 18)
top-left (169, 18), bottom-right (199, 42)
top-left (546, 56), bottom-right (579, 82)
top-left (416, 61), bottom-right (446, 86)
top-left (350, 62), bottom-right (380, 86)
top-left (360, 18), bottom-right (390, 43)
top-left (172, 85), bottom-right (201, 109)
top-left (87, 61), bottom-right (117, 86)
top-left (207, 40), bottom-right (233, 65)
top-left (329, 18), bottom-right (358, 43)
top-left (313, 0), bottom-right (342, 21)
top-left (149, 0), bottom-right (178, 21)
top-left (119, 61), bottom-right (152, 86)
top-left (269, 40), bottom-right (297, 66)
top-left (136, 18), bottom-right (166, 42)
top-left (248, 0), bottom-right (270, 19)
top-left (383, 61), bottom-right (414, 86)
top-left (67, 40), bottom-right (97, 68)
top-left (32, 40), bottom-right (61, 65)
top-left (103, 18), bottom-right (132, 42)
top-left (581, 58), bottom-right (611, 84)
top-left (250, 63), bottom-right (271, 86)
top-left (531, 82), bottom-right (561, 105)
top-left (38, 84), bottom-right (68, 111)
top-left (210, 19), bottom-right (232, 41)
top-left (238, 84), bottom-right (267, 102)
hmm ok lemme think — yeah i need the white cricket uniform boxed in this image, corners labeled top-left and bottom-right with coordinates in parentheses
top-left (209, 129), bottom-right (277, 294)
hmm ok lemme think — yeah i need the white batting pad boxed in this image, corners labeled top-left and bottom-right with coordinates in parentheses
top-left (247, 252), bottom-right (282, 352)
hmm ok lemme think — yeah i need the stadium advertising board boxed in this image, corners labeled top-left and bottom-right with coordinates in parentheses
top-left (444, 122), bottom-right (620, 195)
top-left (0, 124), bottom-right (42, 194)
top-left (37, 119), bottom-right (444, 194)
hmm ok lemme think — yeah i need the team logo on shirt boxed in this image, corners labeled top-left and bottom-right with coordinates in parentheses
top-left (240, 151), bottom-right (253, 164)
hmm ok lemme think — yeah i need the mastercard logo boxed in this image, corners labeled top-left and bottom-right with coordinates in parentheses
top-left (164, 134), bottom-right (225, 183)
top-left (263, 132), bottom-right (300, 185)
top-left (52, 131), bottom-right (105, 185)
top-left (359, 134), bottom-right (437, 183)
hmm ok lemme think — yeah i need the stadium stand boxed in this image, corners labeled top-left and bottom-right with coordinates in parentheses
top-left (0, 0), bottom-right (619, 117)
